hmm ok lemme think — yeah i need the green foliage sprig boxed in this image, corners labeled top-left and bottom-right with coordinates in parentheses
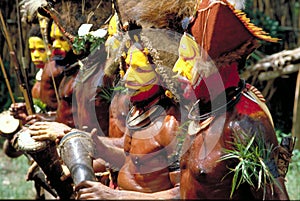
top-left (97, 86), bottom-right (114, 103)
top-left (219, 129), bottom-right (278, 199)
top-left (72, 34), bottom-right (106, 55)
top-left (33, 98), bottom-right (47, 113)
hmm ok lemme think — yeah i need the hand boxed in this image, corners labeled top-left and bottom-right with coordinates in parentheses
top-left (26, 161), bottom-right (39, 181)
top-left (24, 114), bottom-right (42, 125)
top-left (28, 122), bottom-right (72, 143)
top-left (75, 180), bottom-right (117, 200)
top-left (25, 113), bottom-right (56, 125)
top-left (9, 102), bottom-right (28, 124)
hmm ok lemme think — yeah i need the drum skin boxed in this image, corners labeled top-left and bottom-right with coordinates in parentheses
top-left (0, 110), bottom-right (20, 138)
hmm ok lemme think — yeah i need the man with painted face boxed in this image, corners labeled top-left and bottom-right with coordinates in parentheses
top-left (29, 25), bottom-right (48, 100)
top-left (9, 19), bottom-right (71, 125)
top-left (22, 0), bottom-right (129, 191)
top-left (171, 0), bottom-right (290, 199)
top-left (29, 29), bottom-right (183, 199)
top-left (39, 21), bottom-right (72, 111)
top-left (9, 24), bottom-right (50, 125)
top-left (6, 24), bottom-right (57, 199)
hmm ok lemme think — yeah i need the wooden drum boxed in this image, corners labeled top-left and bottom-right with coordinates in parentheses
top-left (17, 128), bottom-right (74, 199)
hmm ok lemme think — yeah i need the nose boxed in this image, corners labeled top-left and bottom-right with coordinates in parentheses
top-left (32, 50), bottom-right (40, 58)
top-left (52, 39), bottom-right (62, 49)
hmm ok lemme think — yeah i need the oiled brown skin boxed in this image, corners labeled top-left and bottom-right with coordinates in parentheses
top-left (109, 93), bottom-right (130, 138)
top-left (31, 81), bottom-right (41, 100)
top-left (180, 95), bottom-right (290, 200)
top-left (40, 60), bottom-right (64, 111)
top-left (118, 104), bottom-right (180, 193)
top-left (72, 61), bottom-right (127, 186)
top-left (55, 69), bottom-right (79, 127)
top-left (73, 62), bottom-right (114, 136)
top-left (50, 56), bottom-right (124, 137)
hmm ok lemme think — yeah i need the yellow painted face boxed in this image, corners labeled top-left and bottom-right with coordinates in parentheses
top-left (105, 13), bottom-right (121, 57)
top-left (50, 23), bottom-right (71, 58)
top-left (173, 33), bottom-right (201, 85)
top-left (28, 36), bottom-right (47, 68)
top-left (124, 44), bottom-right (159, 94)
top-left (108, 13), bottom-right (118, 36)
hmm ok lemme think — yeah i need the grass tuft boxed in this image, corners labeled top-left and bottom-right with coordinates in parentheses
top-left (219, 129), bottom-right (278, 199)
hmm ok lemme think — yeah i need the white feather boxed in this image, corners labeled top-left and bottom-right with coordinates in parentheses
top-left (19, 0), bottom-right (48, 17)
top-left (209, 0), bottom-right (246, 10)
top-left (227, 0), bottom-right (245, 9)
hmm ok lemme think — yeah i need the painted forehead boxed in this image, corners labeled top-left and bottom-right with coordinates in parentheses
top-left (29, 37), bottom-right (46, 47)
top-left (50, 23), bottom-right (64, 38)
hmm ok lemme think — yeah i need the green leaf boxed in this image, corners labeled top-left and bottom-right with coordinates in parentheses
top-left (219, 128), bottom-right (278, 199)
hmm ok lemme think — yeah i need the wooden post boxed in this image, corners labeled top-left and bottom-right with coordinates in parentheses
top-left (292, 70), bottom-right (300, 149)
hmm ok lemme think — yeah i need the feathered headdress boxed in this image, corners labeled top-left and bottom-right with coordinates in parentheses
top-left (116, 0), bottom-right (197, 32)
top-left (20, 0), bottom-right (113, 40)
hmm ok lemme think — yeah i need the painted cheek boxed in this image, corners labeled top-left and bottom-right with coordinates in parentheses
top-left (137, 73), bottom-right (156, 85)
top-left (53, 40), bottom-right (70, 52)
top-left (30, 53), bottom-right (36, 62)
top-left (52, 39), bottom-right (61, 49)
top-left (61, 41), bottom-right (71, 52)
top-left (31, 49), bottom-right (47, 63)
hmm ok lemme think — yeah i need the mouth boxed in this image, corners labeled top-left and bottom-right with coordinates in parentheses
top-left (33, 60), bottom-right (43, 63)
top-left (52, 49), bottom-right (66, 58)
top-left (33, 61), bottom-right (45, 68)
top-left (125, 77), bottom-right (158, 89)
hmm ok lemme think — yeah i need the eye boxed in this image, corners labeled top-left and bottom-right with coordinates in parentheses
top-left (38, 48), bottom-right (46, 53)
top-left (29, 48), bottom-right (35, 53)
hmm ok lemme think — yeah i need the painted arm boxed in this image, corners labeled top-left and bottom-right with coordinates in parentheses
top-left (75, 180), bottom-right (180, 200)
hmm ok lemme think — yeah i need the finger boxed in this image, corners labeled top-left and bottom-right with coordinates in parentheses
top-left (76, 192), bottom-right (95, 200)
top-left (9, 106), bottom-right (13, 112)
top-left (55, 138), bottom-right (60, 144)
top-left (32, 135), bottom-right (52, 141)
top-left (74, 181), bottom-right (92, 192)
top-left (28, 124), bottom-right (49, 130)
top-left (63, 128), bottom-right (73, 134)
top-left (17, 102), bottom-right (26, 107)
top-left (91, 128), bottom-right (98, 136)
top-left (26, 119), bottom-right (38, 126)
top-left (29, 130), bottom-right (47, 136)
top-left (31, 121), bottom-right (51, 127)
top-left (26, 115), bottom-right (36, 120)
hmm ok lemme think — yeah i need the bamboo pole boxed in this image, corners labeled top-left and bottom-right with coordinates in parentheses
top-left (0, 56), bottom-right (15, 104)
top-left (292, 70), bottom-right (300, 149)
